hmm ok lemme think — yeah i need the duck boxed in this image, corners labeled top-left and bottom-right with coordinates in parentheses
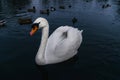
top-left (102, 4), bottom-right (111, 8)
top-left (18, 17), bottom-right (32, 25)
top-left (59, 6), bottom-right (65, 9)
top-left (27, 6), bottom-right (36, 13)
top-left (50, 7), bottom-right (56, 11)
top-left (72, 17), bottom-right (78, 25)
top-left (40, 9), bottom-right (50, 15)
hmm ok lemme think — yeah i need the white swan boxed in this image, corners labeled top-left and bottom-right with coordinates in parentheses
top-left (30, 17), bottom-right (83, 65)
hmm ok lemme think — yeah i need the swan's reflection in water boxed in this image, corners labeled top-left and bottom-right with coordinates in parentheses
top-left (36, 55), bottom-right (79, 80)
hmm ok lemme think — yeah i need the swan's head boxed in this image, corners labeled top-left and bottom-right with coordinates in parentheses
top-left (30, 17), bottom-right (48, 36)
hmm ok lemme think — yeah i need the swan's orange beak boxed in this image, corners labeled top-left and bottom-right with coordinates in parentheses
top-left (30, 26), bottom-right (39, 36)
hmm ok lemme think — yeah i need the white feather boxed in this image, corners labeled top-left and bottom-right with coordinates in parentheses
top-left (34, 17), bottom-right (83, 65)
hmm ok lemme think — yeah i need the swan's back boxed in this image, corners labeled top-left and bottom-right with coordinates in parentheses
top-left (45, 26), bottom-right (83, 64)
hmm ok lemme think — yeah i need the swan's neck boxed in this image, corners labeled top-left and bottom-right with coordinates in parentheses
top-left (35, 25), bottom-right (49, 65)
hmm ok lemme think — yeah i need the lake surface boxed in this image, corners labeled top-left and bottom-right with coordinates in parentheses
top-left (0, 0), bottom-right (120, 80)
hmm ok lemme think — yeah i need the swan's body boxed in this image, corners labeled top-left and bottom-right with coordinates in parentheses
top-left (30, 17), bottom-right (83, 65)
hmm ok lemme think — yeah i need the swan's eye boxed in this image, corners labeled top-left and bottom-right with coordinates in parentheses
top-left (31, 23), bottom-right (39, 29)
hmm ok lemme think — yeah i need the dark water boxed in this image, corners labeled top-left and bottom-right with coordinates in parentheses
top-left (0, 0), bottom-right (120, 80)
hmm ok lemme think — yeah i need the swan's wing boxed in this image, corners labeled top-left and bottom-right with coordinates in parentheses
top-left (45, 26), bottom-right (83, 64)
top-left (54, 27), bottom-right (83, 59)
